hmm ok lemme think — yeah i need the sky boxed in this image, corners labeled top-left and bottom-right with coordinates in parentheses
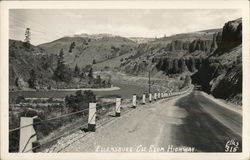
top-left (9, 9), bottom-right (241, 45)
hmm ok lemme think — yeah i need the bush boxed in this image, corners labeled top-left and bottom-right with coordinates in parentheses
top-left (15, 96), bottom-right (25, 104)
top-left (65, 90), bottom-right (96, 112)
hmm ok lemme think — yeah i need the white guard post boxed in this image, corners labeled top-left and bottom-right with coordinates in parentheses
top-left (88, 103), bottom-right (96, 132)
top-left (142, 94), bottom-right (146, 104)
top-left (149, 93), bottom-right (152, 103)
top-left (161, 93), bottom-right (164, 98)
top-left (154, 93), bottom-right (157, 101)
top-left (158, 93), bottom-right (161, 99)
top-left (132, 94), bottom-right (137, 108)
top-left (19, 116), bottom-right (38, 153)
top-left (115, 98), bottom-right (121, 117)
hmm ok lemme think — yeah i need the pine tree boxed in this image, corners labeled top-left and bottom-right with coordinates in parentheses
top-left (88, 67), bottom-right (93, 79)
top-left (24, 28), bottom-right (31, 49)
top-left (28, 69), bottom-right (37, 88)
top-left (74, 64), bottom-right (80, 76)
top-left (69, 42), bottom-right (76, 52)
top-left (96, 75), bottom-right (102, 87)
top-left (54, 49), bottom-right (72, 82)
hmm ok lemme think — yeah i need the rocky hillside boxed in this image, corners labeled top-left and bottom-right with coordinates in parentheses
top-left (120, 28), bottom-right (220, 75)
top-left (120, 18), bottom-right (242, 105)
top-left (39, 35), bottom-right (137, 69)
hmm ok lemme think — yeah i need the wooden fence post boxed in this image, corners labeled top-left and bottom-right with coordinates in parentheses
top-left (115, 98), bottom-right (121, 117)
top-left (88, 103), bottom-right (96, 132)
top-left (142, 94), bottom-right (146, 104)
top-left (132, 94), bottom-right (137, 108)
top-left (154, 93), bottom-right (157, 101)
top-left (19, 116), bottom-right (38, 153)
top-left (149, 93), bottom-right (152, 103)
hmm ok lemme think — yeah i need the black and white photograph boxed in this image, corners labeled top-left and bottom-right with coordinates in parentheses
top-left (1, 1), bottom-right (250, 160)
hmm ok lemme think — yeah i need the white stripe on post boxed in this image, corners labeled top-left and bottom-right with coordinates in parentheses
top-left (115, 98), bottom-right (121, 117)
top-left (19, 116), bottom-right (37, 153)
top-left (132, 94), bottom-right (137, 108)
top-left (88, 103), bottom-right (96, 132)
top-left (154, 93), bottom-right (157, 101)
top-left (149, 93), bottom-right (152, 102)
top-left (142, 94), bottom-right (146, 104)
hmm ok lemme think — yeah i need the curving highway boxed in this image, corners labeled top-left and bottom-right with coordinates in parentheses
top-left (59, 90), bottom-right (242, 152)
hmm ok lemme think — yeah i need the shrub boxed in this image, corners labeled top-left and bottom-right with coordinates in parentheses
top-left (15, 96), bottom-right (25, 104)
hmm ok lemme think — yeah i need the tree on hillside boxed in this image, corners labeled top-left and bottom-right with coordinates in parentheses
top-left (53, 49), bottom-right (72, 83)
top-left (69, 42), bottom-right (75, 52)
top-left (74, 64), bottom-right (80, 76)
top-left (88, 67), bottom-right (93, 79)
top-left (95, 75), bottom-right (102, 87)
top-left (58, 49), bottom-right (65, 67)
top-left (24, 28), bottom-right (31, 49)
top-left (28, 69), bottom-right (37, 88)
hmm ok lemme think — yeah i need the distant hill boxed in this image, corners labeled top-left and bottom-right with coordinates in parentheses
top-left (128, 37), bottom-right (155, 44)
top-left (39, 35), bottom-right (137, 69)
top-left (73, 33), bottom-right (116, 39)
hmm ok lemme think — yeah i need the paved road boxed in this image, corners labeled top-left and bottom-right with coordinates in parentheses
top-left (60, 90), bottom-right (242, 152)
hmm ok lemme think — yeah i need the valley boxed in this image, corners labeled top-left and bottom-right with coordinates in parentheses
top-left (8, 17), bottom-right (243, 153)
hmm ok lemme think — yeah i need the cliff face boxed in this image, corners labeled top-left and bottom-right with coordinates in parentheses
top-left (214, 18), bottom-right (242, 55)
top-left (194, 18), bottom-right (242, 105)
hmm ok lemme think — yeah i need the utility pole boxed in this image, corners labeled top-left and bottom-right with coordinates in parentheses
top-left (148, 70), bottom-right (151, 94)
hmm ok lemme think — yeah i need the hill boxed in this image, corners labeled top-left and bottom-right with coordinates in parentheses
top-left (39, 35), bottom-right (137, 69)
top-left (9, 39), bottom-right (112, 90)
top-left (9, 40), bottom-right (57, 90)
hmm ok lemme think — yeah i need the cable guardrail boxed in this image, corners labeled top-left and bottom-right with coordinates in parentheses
top-left (23, 123), bottom-right (89, 153)
top-left (55, 87), bottom-right (193, 152)
top-left (23, 104), bottom-right (103, 153)
top-left (9, 102), bottom-right (116, 133)
top-left (10, 86), bottom-right (193, 153)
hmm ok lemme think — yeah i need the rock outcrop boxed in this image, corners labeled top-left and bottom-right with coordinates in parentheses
top-left (215, 18), bottom-right (242, 54)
